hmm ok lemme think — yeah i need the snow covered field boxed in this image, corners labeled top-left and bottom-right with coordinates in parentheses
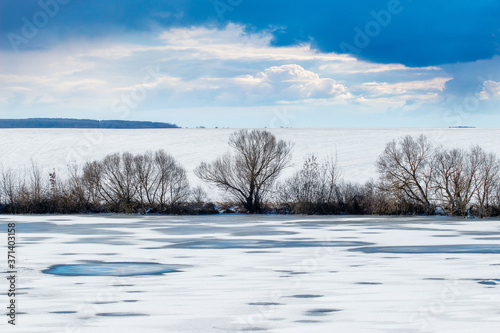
top-left (1, 128), bottom-right (500, 190)
top-left (2, 214), bottom-right (500, 332)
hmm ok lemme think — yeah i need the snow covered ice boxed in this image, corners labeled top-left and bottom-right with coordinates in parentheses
top-left (2, 214), bottom-right (500, 332)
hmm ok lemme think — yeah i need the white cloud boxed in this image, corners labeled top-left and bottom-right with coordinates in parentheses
top-left (479, 80), bottom-right (500, 100)
top-left (356, 77), bottom-right (452, 97)
top-left (343, 77), bottom-right (452, 112)
top-left (319, 60), bottom-right (441, 75)
top-left (156, 24), bottom-right (350, 62)
top-left (0, 23), bottom-right (458, 121)
top-left (129, 64), bottom-right (351, 105)
top-left (253, 64), bottom-right (349, 99)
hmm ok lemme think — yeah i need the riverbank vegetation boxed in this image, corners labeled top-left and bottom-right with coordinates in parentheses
top-left (1, 130), bottom-right (499, 217)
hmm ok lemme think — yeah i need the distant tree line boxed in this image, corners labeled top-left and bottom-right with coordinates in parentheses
top-left (1, 130), bottom-right (500, 217)
top-left (0, 118), bottom-right (179, 129)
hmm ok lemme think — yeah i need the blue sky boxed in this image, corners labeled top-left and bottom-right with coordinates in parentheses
top-left (1, 0), bottom-right (500, 128)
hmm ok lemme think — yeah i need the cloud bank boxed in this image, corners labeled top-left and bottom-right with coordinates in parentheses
top-left (1, 0), bottom-right (500, 66)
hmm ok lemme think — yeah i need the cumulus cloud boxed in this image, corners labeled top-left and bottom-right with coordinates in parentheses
top-left (168, 64), bottom-right (351, 105)
top-left (479, 80), bottom-right (500, 100)
top-left (254, 64), bottom-right (349, 100)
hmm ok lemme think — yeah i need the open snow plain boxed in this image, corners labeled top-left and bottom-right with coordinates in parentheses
top-left (2, 214), bottom-right (500, 332)
top-left (1, 128), bottom-right (500, 188)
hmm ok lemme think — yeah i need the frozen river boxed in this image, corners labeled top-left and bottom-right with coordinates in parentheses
top-left (2, 214), bottom-right (500, 332)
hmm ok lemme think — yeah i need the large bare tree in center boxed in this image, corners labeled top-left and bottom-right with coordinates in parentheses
top-left (196, 129), bottom-right (293, 213)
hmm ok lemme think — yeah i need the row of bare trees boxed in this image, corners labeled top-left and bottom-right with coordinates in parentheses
top-left (376, 135), bottom-right (500, 217)
top-left (0, 150), bottom-right (214, 214)
top-left (197, 131), bottom-right (500, 216)
top-left (1, 130), bottom-right (500, 216)
top-left (78, 150), bottom-right (191, 213)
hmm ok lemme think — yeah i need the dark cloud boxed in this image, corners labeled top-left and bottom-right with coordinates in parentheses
top-left (1, 0), bottom-right (499, 67)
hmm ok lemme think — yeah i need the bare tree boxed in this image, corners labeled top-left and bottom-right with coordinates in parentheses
top-left (470, 146), bottom-right (500, 217)
top-left (81, 160), bottom-right (104, 208)
top-left (190, 186), bottom-right (208, 206)
top-left (153, 150), bottom-right (190, 211)
top-left (432, 148), bottom-right (475, 215)
top-left (133, 151), bottom-right (158, 211)
top-left (66, 164), bottom-right (92, 211)
top-left (284, 155), bottom-right (322, 205)
top-left (196, 130), bottom-right (293, 213)
top-left (377, 135), bottom-right (434, 213)
top-left (323, 155), bottom-right (342, 203)
top-left (0, 167), bottom-right (19, 208)
top-left (27, 161), bottom-right (45, 205)
top-left (277, 154), bottom-right (341, 213)
top-left (93, 152), bottom-right (138, 212)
